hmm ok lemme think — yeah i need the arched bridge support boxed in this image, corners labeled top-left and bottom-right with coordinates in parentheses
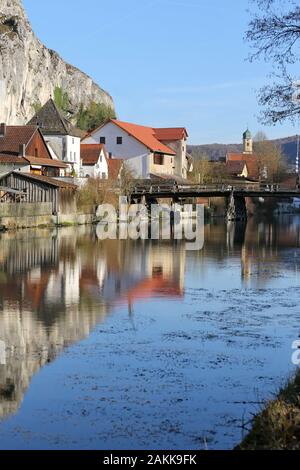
top-left (226, 192), bottom-right (247, 221)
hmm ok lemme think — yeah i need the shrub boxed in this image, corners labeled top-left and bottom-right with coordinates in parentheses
top-left (76, 178), bottom-right (119, 213)
top-left (76, 102), bottom-right (116, 131)
top-left (54, 87), bottom-right (71, 114)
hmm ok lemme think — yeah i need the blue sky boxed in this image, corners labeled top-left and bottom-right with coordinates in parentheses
top-left (23, 0), bottom-right (299, 144)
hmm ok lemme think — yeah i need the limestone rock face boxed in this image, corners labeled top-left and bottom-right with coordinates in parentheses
top-left (0, 0), bottom-right (114, 124)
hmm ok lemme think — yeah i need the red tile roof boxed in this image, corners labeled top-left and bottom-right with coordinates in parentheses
top-left (107, 158), bottom-right (123, 180)
top-left (226, 160), bottom-right (247, 175)
top-left (0, 155), bottom-right (27, 164)
top-left (0, 125), bottom-right (67, 169)
top-left (25, 156), bottom-right (68, 168)
top-left (0, 125), bottom-right (38, 155)
top-left (85, 119), bottom-right (182, 156)
top-left (153, 127), bottom-right (188, 141)
top-left (0, 155), bottom-right (67, 169)
top-left (81, 144), bottom-right (106, 165)
top-left (20, 173), bottom-right (77, 189)
top-left (110, 120), bottom-right (176, 155)
top-left (227, 152), bottom-right (257, 161)
top-left (227, 153), bottom-right (259, 180)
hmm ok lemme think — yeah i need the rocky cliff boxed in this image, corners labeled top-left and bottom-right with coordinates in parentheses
top-left (0, 0), bottom-right (114, 125)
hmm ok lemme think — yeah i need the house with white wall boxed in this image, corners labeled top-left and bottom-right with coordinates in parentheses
top-left (0, 123), bottom-right (67, 176)
top-left (153, 127), bottom-right (190, 179)
top-left (81, 144), bottom-right (109, 178)
top-left (80, 144), bottom-right (123, 180)
top-left (28, 99), bottom-right (82, 176)
top-left (82, 119), bottom-right (191, 180)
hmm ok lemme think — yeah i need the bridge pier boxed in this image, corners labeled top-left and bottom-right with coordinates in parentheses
top-left (226, 193), bottom-right (247, 221)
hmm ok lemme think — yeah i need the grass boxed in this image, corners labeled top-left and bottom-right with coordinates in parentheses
top-left (237, 370), bottom-right (300, 450)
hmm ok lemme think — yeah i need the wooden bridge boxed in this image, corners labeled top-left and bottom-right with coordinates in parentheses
top-left (130, 182), bottom-right (300, 221)
top-left (131, 182), bottom-right (300, 199)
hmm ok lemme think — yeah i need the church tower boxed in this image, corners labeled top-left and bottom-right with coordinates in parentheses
top-left (243, 128), bottom-right (253, 154)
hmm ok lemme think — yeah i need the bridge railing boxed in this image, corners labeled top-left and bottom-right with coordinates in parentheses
top-left (131, 183), bottom-right (260, 194)
top-left (131, 182), bottom-right (300, 195)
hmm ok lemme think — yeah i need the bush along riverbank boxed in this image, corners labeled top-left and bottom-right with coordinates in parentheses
top-left (236, 370), bottom-right (300, 450)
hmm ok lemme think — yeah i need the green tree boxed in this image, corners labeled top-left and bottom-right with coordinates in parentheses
top-left (54, 87), bottom-right (71, 114)
top-left (76, 102), bottom-right (116, 131)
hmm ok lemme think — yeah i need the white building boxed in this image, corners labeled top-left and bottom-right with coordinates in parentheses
top-left (0, 123), bottom-right (67, 176)
top-left (80, 144), bottom-right (109, 178)
top-left (81, 144), bottom-right (123, 180)
top-left (28, 99), bottom-right (82, 176)
top-left (82, 119), bottom-right (191, 180)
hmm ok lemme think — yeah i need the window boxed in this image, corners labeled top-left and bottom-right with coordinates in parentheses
top-left (100, 154), bottom-right (102, 163)
top-left (102, 172), bottom-right (106, 179)
top-left (116, 137), bottom-right (123, 145)
top-left (100, 137), bottom-right (106, 144)
top-left (72, 138), bottom-right (75, 144)
top-left (154, 153), bottom-right (164, 165)
top-left (34, 148), bottom-right (38, 157)
top-left (70, 151), bottom-right (73, 161)
top-left (109, 152), bottom-right (112, 159)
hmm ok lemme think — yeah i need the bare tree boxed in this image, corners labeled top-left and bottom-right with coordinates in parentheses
top-left (254, 131), bottom-right (268, 142)
top-left (246, 0), bottom-right (300, 124)
top-left (190, 155), bottom-right (211, 184)
top-left (254, 139), bottom-right (287, 182)
top-left (191, 158), bottom-right (229, 184)
top-left (119, 163), bottom-right (135, 200)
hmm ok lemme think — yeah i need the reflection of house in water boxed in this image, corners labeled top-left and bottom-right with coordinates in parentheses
top-left (0, 229), bottom-right (186, 420)
top-left (98, 242), bottom-right (185, 307)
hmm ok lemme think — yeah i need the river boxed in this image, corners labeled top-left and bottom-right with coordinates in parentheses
top-left (0, 216), bottom-right (300, 450)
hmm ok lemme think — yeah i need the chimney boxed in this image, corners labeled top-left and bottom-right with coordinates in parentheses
top-left (19, 144), bottom-right (26, 158)
top-left (0, 123), bottom-right (6, 138)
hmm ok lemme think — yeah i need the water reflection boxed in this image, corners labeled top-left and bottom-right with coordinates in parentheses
top-left (0, 227), bottom-right (185, 419)
top-left (0, 216), bottom-right (299, 425)
top-left (198, 216), bottom-right (300, 286)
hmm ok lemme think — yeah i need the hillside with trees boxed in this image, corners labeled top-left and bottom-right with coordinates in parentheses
top-left (189, 135), bottom-right (299, 166)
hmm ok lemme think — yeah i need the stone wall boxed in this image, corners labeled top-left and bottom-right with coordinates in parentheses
top-left (0, 202), bottom-right (52, 218)
top-left (0, 202), bottom-right (53, 230)
top-left (53, 213), bottom-right (97, 226)
top-left (0, 202), bottom-right (96, 230)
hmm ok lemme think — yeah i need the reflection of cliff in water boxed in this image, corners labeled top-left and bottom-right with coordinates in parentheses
top-left (1, 217), bottom-right (298, 421)
top-left (0, 228), bottom-right (185, 421)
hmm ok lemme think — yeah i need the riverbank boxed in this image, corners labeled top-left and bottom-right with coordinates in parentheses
top-left (0, 202), bottom-right (99, 231)
top-left (237, 370), bottom-right (300, 450)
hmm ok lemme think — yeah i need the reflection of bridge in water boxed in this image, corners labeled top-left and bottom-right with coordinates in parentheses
top-left (131, 183), bottom-right (300, 220)
top-left (0, 228), bottom-right (186, 420)
top-left (0, 219), bottom-right (299, 420)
